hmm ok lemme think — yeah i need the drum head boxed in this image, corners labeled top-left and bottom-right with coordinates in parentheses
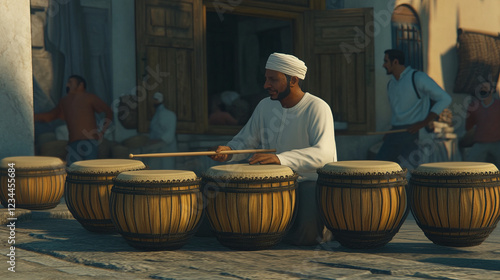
top-left (203, 164), bottom-right (294, 180)
top-left (115, 170), bottom-right (198, 183)
top-left (1, 156), bottom-right (65, 170)
top-left (413, 162), bottom-right (498, 175)
top-left (319, 160), bottom-right (402, 175)
top-left (67, 159), bottom-right (146, 174)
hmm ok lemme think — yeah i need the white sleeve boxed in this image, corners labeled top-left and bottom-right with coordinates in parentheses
top-left (158, 110), bottom-right (177, 144)
top-left (417, 73), bottom-right (452, 115)
top-left (277, 101), bottom-right (337, 173)
top-left (226, 102), bottom-right (263, 162)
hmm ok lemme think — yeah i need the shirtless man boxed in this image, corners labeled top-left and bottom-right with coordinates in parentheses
top-left (35, 75), bottom-right (113, 166)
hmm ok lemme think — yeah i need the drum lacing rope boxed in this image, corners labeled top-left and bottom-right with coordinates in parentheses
top-left (0, 168), bottom-right (66, 177)
top-left (202, 173), bottom-right (299, 193)
top-left (317, 169), bottom-right (407, 177)
top-left (112, 178), bottom-right (200, 188)
top-left (202, 182), bottom-right (297, 193)
top-left (201, 173), bottom-right (298, 184)
top-left (409, 171), bottom-right (500, 188)
top-left (316, 170), bottom-right (407, 189)
top-left (66, 166), bottom-right (146, 175)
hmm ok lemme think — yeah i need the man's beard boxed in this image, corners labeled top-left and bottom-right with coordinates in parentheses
top-left (275, 84), bottom-right (291, 101)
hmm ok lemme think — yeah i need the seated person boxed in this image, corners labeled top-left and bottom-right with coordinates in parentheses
top-left (465, 80), bottom-right (500, 167)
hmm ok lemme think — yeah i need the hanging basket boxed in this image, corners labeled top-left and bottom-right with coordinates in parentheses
top-left (454, 29), bottom-right (500, 94)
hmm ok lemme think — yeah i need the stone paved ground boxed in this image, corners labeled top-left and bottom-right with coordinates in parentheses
top-left (1, 200), bottom-right (500, 279)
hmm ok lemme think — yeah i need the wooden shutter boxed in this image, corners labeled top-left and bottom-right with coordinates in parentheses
top-left (136, 0), bottom-right (205, 133)
top-left (304, 8), bottom-right (375, 134)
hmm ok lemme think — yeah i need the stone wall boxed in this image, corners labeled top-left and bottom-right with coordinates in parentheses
top-left (0, 0), bottom-right (34, 158)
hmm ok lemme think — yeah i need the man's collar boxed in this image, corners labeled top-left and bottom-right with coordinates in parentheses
top-left (399, 66), bottom-right (412, 78)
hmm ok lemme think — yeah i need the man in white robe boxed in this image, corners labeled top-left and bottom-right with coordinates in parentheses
top-left (210, 53), bottom-right (337, 245)
top-left (140, 92), bottom-right (177, 169)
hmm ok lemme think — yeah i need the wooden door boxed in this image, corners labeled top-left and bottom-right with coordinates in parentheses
top-left (136, 0), bottom-right (205, 133)
top-left (304, 8), bottom-right (375, 134)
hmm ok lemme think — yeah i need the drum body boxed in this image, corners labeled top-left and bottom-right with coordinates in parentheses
top-left (202, 164), bottom-right (298, 250)
top-left (409, 162), bottom-right (500, 247)
top-left (110, 170), bottom-right (203, 250)
top-left (0, 156), bottom-right (66, 210)
top-left (65, 159), bottom-right (146, 232)
top-left (317, 160), bottom-right (408, 249)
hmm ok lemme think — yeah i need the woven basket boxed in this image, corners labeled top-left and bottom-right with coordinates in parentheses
top-left (454, 29), bottom-right (500, 94)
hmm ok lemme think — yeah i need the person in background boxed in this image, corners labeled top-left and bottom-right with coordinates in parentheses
top-left (376, 49), bottom-right (452, 167)
top-left (465, 80), bottom-right (500, 167)
top-left (208, 92), bottom-right (238, 125)
top-left (140, 92), bottom-right (178, 169)
top-left (35, 75), bottom-right (113, 166)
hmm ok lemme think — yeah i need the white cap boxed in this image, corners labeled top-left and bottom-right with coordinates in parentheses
top-left (265, 53), bottom-right (307, 80)
top-left (153, 92), bottom-right (164, 103)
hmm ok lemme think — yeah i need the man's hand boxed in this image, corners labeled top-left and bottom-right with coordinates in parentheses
top-left (407, 121), bottom-right (426, 134)
top-left (209, 146), bottom-right (232, 162)
top-left (408, 112), bottom-right (439, 134)
top-left (248, 153), bottom-right (280, 165)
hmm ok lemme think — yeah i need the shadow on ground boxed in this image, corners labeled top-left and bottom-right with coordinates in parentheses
top-left (419, 257), bottom-right (500, 271)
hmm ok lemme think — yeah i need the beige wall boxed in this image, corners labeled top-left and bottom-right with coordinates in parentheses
top-left (397, 0), bottom-right (500, 136)
top-left (0, 0), bottom-right (34, 158)
top-left (346, 0), bottom-right (500, 137)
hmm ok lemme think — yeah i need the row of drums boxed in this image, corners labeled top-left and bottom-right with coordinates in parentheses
top-left (1, 156), bottom-right (500, 250)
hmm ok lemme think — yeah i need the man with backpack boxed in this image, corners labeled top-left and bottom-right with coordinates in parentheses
top-left (376, 49), bottom-right (452, 165)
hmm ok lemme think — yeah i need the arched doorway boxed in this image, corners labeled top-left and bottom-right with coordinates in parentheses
top-left (391, 4), bottom-right (423, 71)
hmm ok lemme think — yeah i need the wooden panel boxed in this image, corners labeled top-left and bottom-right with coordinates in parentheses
top-left (147, 4), bottom-right (194, 38)
top-left (136, 0), bottom-right (204, 133)
top-left (204, 0), bottom-right (324, 12)
top-left (148, 7), bottom-right (166, 36)
top-left (319, 54), bottom-right (332, 106)
top-left (175, 49), bottom-right (194, 122)
top-left (355, 53), bottom-right (366, 123)
top-left (304, 8), bottom-right (375, 133)
top-left (333, 53), bottom-right (343, 121)
top-left (255, 0), bottom-right (309, 7)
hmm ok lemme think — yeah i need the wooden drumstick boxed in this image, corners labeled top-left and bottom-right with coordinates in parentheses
top-left (129, 149), bottom-right (277, 158)
top-left (366, 129), bottom-right (408, 136)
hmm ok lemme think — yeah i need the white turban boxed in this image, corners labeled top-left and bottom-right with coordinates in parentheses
top-left (265, 53), bottom-right (307, 80)
top-left (153, 92), bottom-right (164, 103)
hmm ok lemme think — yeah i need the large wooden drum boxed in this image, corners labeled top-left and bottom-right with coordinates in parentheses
top-left (202, 164), bottom-right (298, 250)
top-left (110, 170), bottom-right (203, 250)
top-left (409, 162), bottom-right (500, 247)
top-left (317, 160), bottom-right (408, 249)
top-left (65, 159), bottom-right (146, 232)
top-left (0, 156), bottom-right (66, 210)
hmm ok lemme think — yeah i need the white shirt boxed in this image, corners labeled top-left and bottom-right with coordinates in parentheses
top-left (150, 105), bottom-right (177, 146)
top-left (227, 92), bottom-right (337, 182)
top-left (387, 67), bottom-right (452, 126)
